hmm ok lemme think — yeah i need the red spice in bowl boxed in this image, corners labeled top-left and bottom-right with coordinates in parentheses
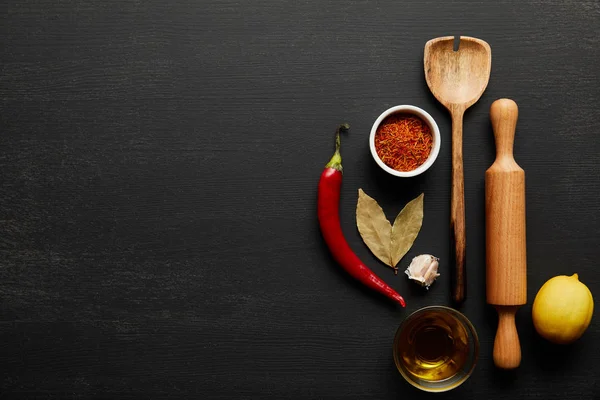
top-left (374, 113), bottom-right (433, 172)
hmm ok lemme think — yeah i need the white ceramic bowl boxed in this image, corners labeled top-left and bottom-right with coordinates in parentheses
top-left (369, 105), bottom-right (441, 178)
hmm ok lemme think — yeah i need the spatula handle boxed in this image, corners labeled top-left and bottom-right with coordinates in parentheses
top-left (450, 109), bottom-right (466, 304)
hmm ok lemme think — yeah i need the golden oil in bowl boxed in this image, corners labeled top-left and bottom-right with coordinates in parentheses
top-left (393, 306), bottom-right (478, 392)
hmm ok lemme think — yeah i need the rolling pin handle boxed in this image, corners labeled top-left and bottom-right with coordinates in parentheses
top-left (493, 305), bottom-right (522, 369)
top-left (490, 99), bottom-right (519, 160)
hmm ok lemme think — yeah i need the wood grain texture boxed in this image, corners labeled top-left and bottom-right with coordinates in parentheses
top-left (425, 36), bottom-right (492, 303)
top-left (450, 109), bottom-right (467, 303)
top-left (493, 306), bottom-right (522, 369)
top-left (1, 0), bottom-right (600, 399)
top-left (486, 99), bottom-right (526, 370)
top-left (486, 99), bottom-right (527, 306)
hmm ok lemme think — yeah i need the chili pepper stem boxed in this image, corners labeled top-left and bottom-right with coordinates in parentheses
top-left (325, 124), bottom-right (350, 172)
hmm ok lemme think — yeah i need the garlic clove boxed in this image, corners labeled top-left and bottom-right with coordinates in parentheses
top-left (404, 254), bottom-right (440, 289)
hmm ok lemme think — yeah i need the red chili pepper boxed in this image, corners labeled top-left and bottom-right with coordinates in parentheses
top-left (317, 124), bottom-right (406, 307)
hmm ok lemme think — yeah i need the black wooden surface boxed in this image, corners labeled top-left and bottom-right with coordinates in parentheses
top-left (1, 0), bottom-right (599, 398)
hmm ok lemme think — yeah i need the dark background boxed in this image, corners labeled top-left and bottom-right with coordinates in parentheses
top-left (1, 0), bottom-right (599, 398)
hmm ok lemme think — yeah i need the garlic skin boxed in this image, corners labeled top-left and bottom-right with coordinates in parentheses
top-left (405, 254), bottom-right (440, 289)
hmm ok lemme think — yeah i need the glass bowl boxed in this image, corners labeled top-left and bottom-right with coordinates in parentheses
top-left (392, 305), bottom-right (479, 392)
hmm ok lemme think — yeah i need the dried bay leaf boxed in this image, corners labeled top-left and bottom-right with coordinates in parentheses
top-left (356, 189), bottom-right (393, 267)
top-left (391, 193), bottom-right (424, 267)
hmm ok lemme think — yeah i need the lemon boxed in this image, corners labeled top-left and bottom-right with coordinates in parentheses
top-left (532, 273), bottom-right (594, 344)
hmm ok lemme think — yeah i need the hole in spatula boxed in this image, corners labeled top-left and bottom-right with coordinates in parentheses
top-left (453, 35), bottom-right (460, 51)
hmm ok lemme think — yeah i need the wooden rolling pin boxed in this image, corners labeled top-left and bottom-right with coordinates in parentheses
top-left (486, 99), bottom-right (527, 370)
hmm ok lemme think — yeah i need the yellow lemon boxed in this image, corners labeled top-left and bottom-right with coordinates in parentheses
top-left (532, 273), bottom-right (594, 344)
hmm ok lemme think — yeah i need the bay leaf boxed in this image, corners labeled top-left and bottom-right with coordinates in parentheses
top-left (356, 189), bottom-right (393, 267)
top-left (390, 193), bottom-right (424, 267)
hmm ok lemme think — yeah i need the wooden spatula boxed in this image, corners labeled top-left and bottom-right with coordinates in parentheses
top-left (424, 36), bottom-right (492, 303)
top-left (486, 99), bottom-right (527, 369)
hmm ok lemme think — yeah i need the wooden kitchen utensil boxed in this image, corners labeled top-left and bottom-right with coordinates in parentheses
top-left (424, 36), bottom-right (492, 303)
top-left (486, 99), bottom-right (527, 369)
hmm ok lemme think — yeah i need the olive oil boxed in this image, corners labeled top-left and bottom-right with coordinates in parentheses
top-left (395, 309), bottom-right (469, 382)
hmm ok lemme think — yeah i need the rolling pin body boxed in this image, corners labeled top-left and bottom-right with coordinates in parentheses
top-left (486, 99), bottom-right (527, 370)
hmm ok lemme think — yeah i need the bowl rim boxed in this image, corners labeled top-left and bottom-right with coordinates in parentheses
top-left (369, 105), bottom-right (441, 178)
